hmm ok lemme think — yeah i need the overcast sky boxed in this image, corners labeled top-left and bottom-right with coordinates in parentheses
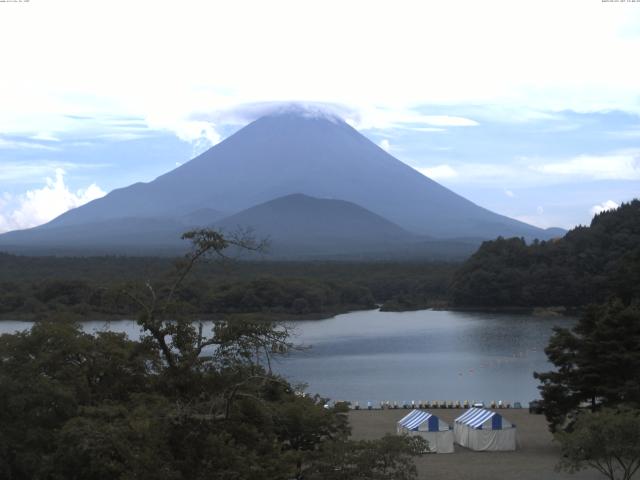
top-left (1, 0), bottom-right (639, 233)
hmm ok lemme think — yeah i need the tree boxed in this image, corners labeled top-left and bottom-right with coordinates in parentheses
top-left (0, 322), bottom-right (158, 480)
top-left (534, 301), bottom-right (640, 431)
top-left (451, 199), bottom-right (640, 309)
top-left (0, 229), bottom-right (426, 479)
top-left (307, 435), bottom-right (428, 480)
top-left (124, 228), bottom-right (271, 371)
top-left (556, 408), bottom-right (640, 480)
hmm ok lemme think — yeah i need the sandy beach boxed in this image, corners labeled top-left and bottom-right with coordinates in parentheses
top-left (348, 408), bottom-right (612, 480)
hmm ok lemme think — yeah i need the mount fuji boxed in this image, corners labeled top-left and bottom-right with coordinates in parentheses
top-left (0, 109), bottom-right (562, 258)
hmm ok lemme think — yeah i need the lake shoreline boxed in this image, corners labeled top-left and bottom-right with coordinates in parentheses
top-left (433, 305), bottom-right (583, 317)
top-left (0, 305), bottom-right (375, 323)
top-left (0, 304), bottom-right (583, 323)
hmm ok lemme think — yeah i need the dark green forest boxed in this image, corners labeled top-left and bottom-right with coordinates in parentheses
top-left (451, 200), bottom-right (640, 308)
top-left (2, 199), bottom-right (640, 319)
top-left (0, 255), bottom-right (455, 320)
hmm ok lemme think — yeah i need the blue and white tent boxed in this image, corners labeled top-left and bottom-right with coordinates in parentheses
top-left (396, 410), bottom-right (454, 453)
top-left (454, 408), bottom-right (517, 451)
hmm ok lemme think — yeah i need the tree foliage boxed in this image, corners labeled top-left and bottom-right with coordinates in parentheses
top-left (0, 322), bottom-right (159, 479)
top-left (0, 229), bottom-right (425, 480)
top-left (534, 301), bottom-right (640, 431)
top-left (0, 252), bottom-right (456, 320)
top-left (556, 408), bottom-right (640, 480)
top-left (306, 435), bottom-right (427, 480)
top-left (451, 200), bottom-right (640, 307)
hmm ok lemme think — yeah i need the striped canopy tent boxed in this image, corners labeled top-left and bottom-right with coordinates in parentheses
top-left (396, 410), bottom-right (454, 453)
top-left (454, 408), bottom-right (517, 451)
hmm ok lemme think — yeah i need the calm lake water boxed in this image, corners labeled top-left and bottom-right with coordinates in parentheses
top-left (0, 309), bottom-right (573, 406)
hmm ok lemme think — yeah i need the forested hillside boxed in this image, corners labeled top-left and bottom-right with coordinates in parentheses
top-left (451, 200), bottom-right (640, 308)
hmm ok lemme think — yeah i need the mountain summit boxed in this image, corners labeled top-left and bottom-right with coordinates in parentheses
top-left (0, 110), bottom-right (560, 256)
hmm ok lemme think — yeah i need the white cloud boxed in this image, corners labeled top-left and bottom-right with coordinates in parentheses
top-left (418, 164), bottom-right (458, 180)
top-left (378, 139), bottom-right (391, 152)
top-left (152, 119), bottom-right (221, 147)
top-left (590, 200), bottom-right (619, 215)
top-left (417, 150), bottom-right (640, 189)
top-left (2, 0), bottom-right (637, 144)
top-left (97, 132), bottom-right (150, 142)
top-left (191, 102), bottom-right (476, 137)
top-left (530, 152), bottom-right (640, 180)
top-left (345, 109), bottom-right (479, 131)
top-left (143, 115), bottom-right (222, 155)
top-left (421, 162), bottom-right (524, 185)
top-left (504, 189), bottom-right (515, 198)
top-left (410, 127), bottom-right (447, 133)
top-left (0, 138), bottom-right (58, 151)
top-left (30, 132), bottom-right (60, 142)
top-left (0, 161), bottom-right (111, 183)
top-left (0, 169), bottom-right (106, 233)
top-left (607, 127), bottom-right (640, 138)
top-left (415, 115), bottom-right (478, 127)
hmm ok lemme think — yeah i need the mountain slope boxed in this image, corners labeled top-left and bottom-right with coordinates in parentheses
top-left (0, 109), bottom-right (562, 256)
top-left (215, 193), bottom-right (418, 257)
top-left (0, 209), bottom-right (225, 255)
top-left (33, 111), bottom-right (553, 239)
top-left (0, 194), bottom-right (417, 257)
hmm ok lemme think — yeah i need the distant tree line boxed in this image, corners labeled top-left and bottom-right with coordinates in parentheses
top-left (0, 276), bottom-right (374, 320)
top-left (451, 200), bottom-right (640, 308)
top-left (0, 255), bottom-right (456, 320)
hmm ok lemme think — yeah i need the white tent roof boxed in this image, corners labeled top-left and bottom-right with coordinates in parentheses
top-left (399, 410), bottom-right (432, 430)
top-left (397, 409), bottom-right (455, 453)
top-left (398, 409), bottom-right (449, 432)
top-left (455, 408), bottom-right (512, 430)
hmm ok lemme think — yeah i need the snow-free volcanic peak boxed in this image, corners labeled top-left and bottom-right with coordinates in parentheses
top-left (0, 110), bottom-right (562, 256)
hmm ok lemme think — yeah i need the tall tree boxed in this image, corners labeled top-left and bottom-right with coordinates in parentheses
top-left (535, 301), bottom-right (640, 431)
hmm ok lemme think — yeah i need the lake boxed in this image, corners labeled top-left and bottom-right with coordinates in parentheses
top-left (275, 309), bottom-right (573, 406)
top-left (0, 309), bottom-right (572, 406)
